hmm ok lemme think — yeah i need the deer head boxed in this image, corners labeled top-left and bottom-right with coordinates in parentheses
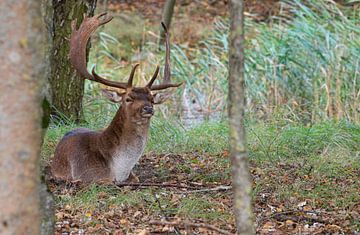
top-left (50, 13), bottom-right (181, 183)
top-left (70, 13), bottom-right (181, 121)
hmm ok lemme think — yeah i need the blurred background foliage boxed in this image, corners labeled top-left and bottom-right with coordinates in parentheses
top-left (80, 0), bottom-right (360, 128)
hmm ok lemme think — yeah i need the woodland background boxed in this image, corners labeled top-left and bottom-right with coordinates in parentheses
top-left (42, 0), bottom-right (359, 234)
top-left (0, 0), bottom-right (359, 234)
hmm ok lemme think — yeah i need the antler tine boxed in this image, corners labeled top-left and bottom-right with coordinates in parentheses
top-left (91, 66), bottom-right (127, 89)
top-left (127, 64), bottom-right (140, 88)
top-left (70, 12), bottom-right (128, 89)
top-left (149, 22), bottom-right (182, 91)
top-left (146, 66), bottom-right (160, 88)
top-left (150, 82), bottom-right (183, 91)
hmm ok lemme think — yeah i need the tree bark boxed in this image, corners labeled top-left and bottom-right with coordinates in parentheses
top-left (159, 0), bottom-right (176, 46)
top-left (0, 1), bottom-right (45, 234)
top-left (228, 0), bottom-right (255, 234)
top-left (49, 0), bottom-right (97, 122)
top-left (38, 3), bottom-right (56, 234)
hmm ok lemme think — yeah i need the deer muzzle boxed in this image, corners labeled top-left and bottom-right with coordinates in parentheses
top-left (141, 106), bottom-right (154, 117)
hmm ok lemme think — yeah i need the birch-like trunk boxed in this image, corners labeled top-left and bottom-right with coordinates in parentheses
top-left (159, 0), bottom-right (176, 46)
top-left (0, 1), bottom-right (45, 234)
top-left (228, 0), bottom-right (255, 234)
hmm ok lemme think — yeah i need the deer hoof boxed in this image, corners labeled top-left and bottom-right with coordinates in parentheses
top-left (128, 171), bottom-right (140, 183)
top-left (97, 178), bottom-right (114, 185)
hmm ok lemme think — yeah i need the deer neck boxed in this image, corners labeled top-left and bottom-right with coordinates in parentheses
top-left (99, 105), bottom-right (150, 155)
top-left (98, 105), bottom-right (150, 182)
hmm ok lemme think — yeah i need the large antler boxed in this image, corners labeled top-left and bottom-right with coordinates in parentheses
top-left (70, 12), bottom-right (130, 89)
top-left (148, 22), bottom-right (182, 91)
top-left (70, 14), bottom-right (180, 91)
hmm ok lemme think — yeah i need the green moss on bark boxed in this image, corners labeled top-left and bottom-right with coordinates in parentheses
top-left (49, 0), bottom-right (97, 123)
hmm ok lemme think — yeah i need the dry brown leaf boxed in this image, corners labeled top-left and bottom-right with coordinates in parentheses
top-left (136, 229), bottom-right (150, 235)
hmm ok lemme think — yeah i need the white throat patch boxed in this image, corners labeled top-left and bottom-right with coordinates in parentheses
top-left (110, 135), bottom-right (147, 182)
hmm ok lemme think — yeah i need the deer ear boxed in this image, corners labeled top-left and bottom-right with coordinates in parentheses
top-left (153, 92), bottom-right (172, 105)
top-left (101, 89), bottom-right (123, 103)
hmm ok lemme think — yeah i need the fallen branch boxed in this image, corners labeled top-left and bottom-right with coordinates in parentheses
top-left (114, 182), bottom-right (202, 190)
top-left (115, 182), bottom-right (233, 193)
top-left (259, 209), bottom-right (327, 224)
top-left (179, 185), bottom-right (232, 194)
top-left (149, 220), bottom-right (233, 235)
top-left (273, 213), bottom-right (327, 224)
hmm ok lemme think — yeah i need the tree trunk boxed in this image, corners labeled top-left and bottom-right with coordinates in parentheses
top-left (0, 1), bottom-right (45, 234)
top-left (159, 0), bottom-right (176, 46)
top-left (39, 2), bottom-right (56, 234)
top-left (49, 0), bottom-right (97, 122)
top-left (228, 0), bottom-right (255, 234)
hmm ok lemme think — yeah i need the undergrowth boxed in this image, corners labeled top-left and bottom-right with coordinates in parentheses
top-left (43, 118), bottom-right (360, 167)
top-left (87, 0), bottom-right (360, 124)
top-left (44, 118), bottom-right (360, 230)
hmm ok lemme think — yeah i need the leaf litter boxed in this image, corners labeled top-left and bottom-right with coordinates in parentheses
top-left (45, 152), bottom-right (359, 234)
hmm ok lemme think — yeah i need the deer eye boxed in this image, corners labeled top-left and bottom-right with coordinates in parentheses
top-left (125, 98), bottom-right (133, 103)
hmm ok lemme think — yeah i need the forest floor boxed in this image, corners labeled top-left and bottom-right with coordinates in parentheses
top-left (42, 1), bottom-right (360, 234)
top-left (45, 136), bottom-right (360, 234)
top-left (43, 121), bottom-right (360, 234)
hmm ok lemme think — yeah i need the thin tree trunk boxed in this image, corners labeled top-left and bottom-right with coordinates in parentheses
top-left (0, 1), bottom-right (45, 234)
top-left (49, 0), bottom-right (97, 122)
top-left (228, 0), bottom-right (255, 234)
top-left (159, 0), bottom-right (176, 46)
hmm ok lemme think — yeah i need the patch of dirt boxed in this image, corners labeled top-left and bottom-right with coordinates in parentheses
top-left (106, 0), bottom-right (283, 22)
top-left (101, 0), bottom-right (283, 47)
top-left (103, 0), bottom-right (358, 45)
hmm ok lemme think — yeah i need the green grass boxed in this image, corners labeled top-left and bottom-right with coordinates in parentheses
top-left (43, 116), bottom-right (359, 234)
top-left (54, 182), bottom-right (232, 222)
top-left (43, 118), bottom-right (360, 204)
top-left (147, 118), bottom-right (228, 154)
top-left (57, 184), bottom-right (151, 209)
top-left (43, 116), bottom-right (359, 162)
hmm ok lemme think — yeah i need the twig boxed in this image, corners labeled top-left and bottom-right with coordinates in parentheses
top-left (114, 182), bottom-right (202, 190)
top-left (115, 182), bottom-right (233, 193)
top-left (149, 220), bottom-right (233, 235)
top-left (273, 213), bottom-right (327, 224)
top-left (152, 192), bottom-right (181, 234)
top-left (178, 185), bottom-right (232, 194)
top-left (259, 209), bottom-right (326, 224)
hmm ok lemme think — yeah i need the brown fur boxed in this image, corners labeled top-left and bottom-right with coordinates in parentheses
top-left (51, 88), bottom-right (164, 183)
top-left (53, 14), bottom-right (180, 183)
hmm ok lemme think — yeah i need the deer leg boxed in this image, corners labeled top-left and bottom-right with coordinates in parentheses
top-left (97, 178), bottom-right (114, 185)
top-left (127, 171), bottom-right (140, 183)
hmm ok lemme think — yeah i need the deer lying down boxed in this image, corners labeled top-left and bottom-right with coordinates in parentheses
top-left (51, 13), bottom-right (181, 183)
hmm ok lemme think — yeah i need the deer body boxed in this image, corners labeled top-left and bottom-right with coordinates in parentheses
top-left (52, 105), bottom-right (149, 183)
top-left (51, 13), bottom-right (181, 183)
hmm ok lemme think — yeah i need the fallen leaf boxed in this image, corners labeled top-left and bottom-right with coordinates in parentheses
top-left (137, 229), bottom-right (150, 235)
top-left (297, 201), bottom-right (307, 208)
top-left (85, 211), bottom-right (92, 218)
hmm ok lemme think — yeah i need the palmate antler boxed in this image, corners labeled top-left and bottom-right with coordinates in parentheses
top-left (69, 12), bottom-right (181, 90)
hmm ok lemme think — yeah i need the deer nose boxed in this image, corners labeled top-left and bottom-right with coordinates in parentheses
top-left (142, 106), bottom-right (154, 115)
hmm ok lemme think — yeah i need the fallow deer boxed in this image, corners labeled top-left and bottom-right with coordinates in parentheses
top-left (51, 13), bottom-right (181, 183)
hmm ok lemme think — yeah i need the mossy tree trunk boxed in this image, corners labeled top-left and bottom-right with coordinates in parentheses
top-left (0, 1), bottom-right (45, 234)
top-left (49, 0), bottom-right (97, 122)
top-left (228, 0), bottom-right (255, 234)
